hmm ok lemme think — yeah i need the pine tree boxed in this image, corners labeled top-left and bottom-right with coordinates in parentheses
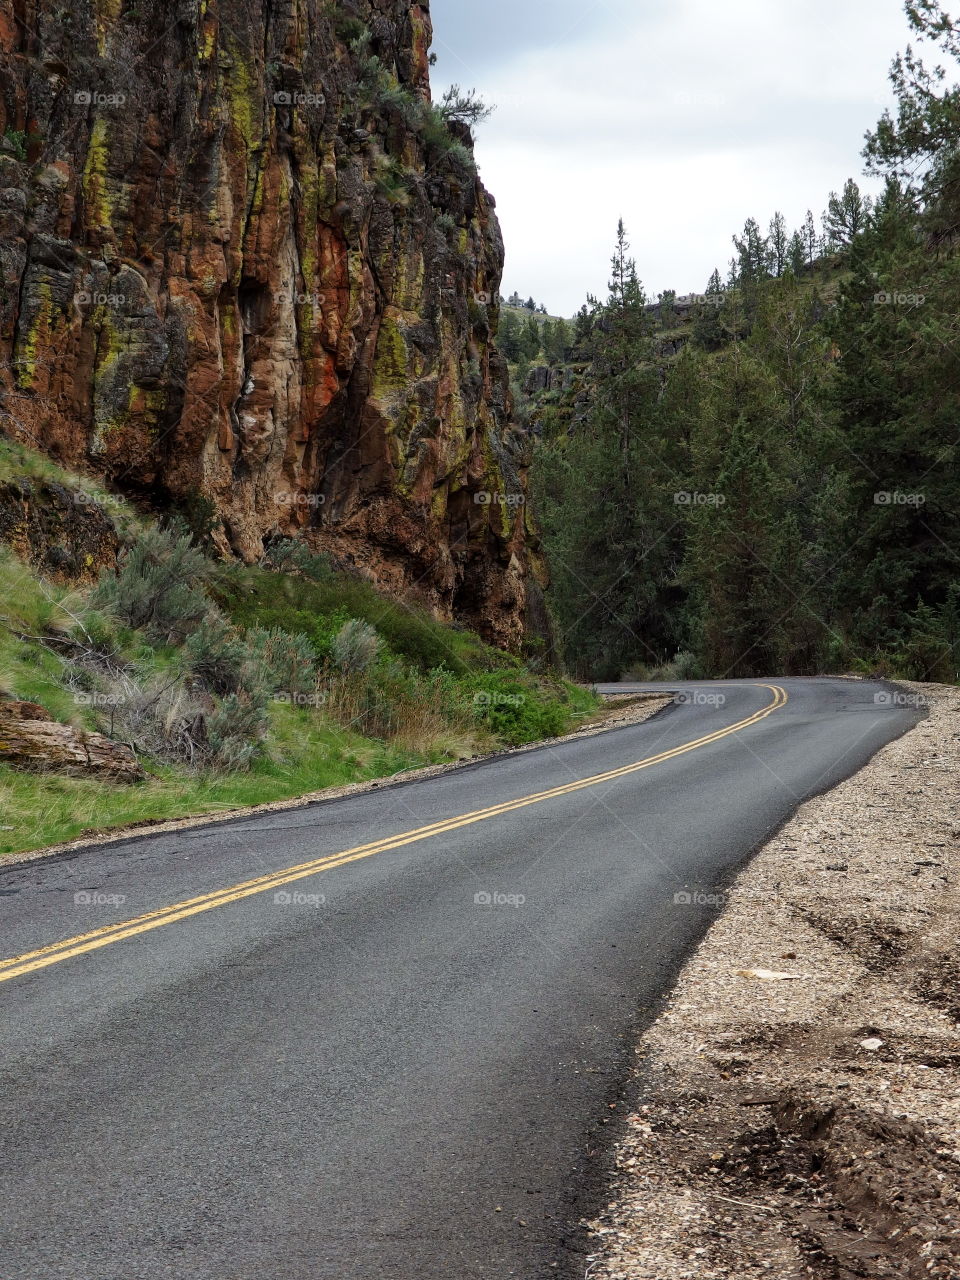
top-left (732, 217), bottom-right (769, 283)
top-left (658, 288), bottom-right (678, 325)
top-left (787, 230), bottom-right (806, 275)
top-left (522, 313), bottom-right (541, 359)
top-left (681, 346), bottom-right (808, 676)
top-left (801, 209), bottom-right (819, 266)
top-left (533, 223), bottom-right (684, 676)
top-left (824, 180), bottom-right (960, 676)
top-left (865, 0), bottom-right (960, 238)
top-left (497, 308), bottom-right (523, 361)
top-left (574, 303), bottom-right (593, 344)
top-left (693, 272), bottom-right (724, 350)
top-left (823, 179), bottom-right (873, 249)
top-left (767, 211), bottom-right (788, 275)
top-left (552, 317), bottom-right (572, 361)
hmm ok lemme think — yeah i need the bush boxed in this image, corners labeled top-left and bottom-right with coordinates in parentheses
top-left (75, 607), bottom-right (133, 662)
top-left (166, 491), bottom-right (221, 550)
top-left (205, 693), bottom-right (270, 771)
top-left (437, 85), bottom-right (494, 128)
top-left (419, 103), bottom-right (474, 164)
top-left (324, 660), bottom-right (474, 752)
top-left (467, 672), bottom-right (569, 745)
top-left (335, 15), bottom-right (368, 43)
top-left (261, 539), bottom-right (334, 583)
top-left (213, 565), bottom-right (501, 675)
top-left (91, 525), bottom-right (209, 643)
top-left (183, 614), bottom-right (255, 696)
top-left (331, 618), bottom-right (381, 673)
top-left (246, 627), bottom-right (319, 697)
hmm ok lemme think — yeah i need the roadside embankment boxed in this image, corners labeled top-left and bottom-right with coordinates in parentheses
top-left (0, 690), bottom-right (672, 865)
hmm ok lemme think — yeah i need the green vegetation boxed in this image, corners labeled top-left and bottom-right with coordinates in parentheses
top-left (436, 85), bottom-right (494, 128)
top-left (1, 129), bottom-right (28, 162)
top-left (529, 1), bottom-right (960, 684)
top-left (0, 458), bottom-right (599, 857)
top-left (333, 15), bottom-right (489, 177)
top-left (0, 708), bottom-right (422, 857)
top-left (214, 556), bottom-right (498, 675)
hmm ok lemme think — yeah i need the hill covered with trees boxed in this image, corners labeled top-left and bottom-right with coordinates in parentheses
top-left (524, 1), bottom-right (960, 682)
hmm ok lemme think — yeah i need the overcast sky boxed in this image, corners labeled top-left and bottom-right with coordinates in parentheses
top-left (429, 0), bottom-right (914, 315)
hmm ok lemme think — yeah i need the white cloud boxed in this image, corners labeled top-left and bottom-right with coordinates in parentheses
top-left (430, 0), bottom-right (914, 313)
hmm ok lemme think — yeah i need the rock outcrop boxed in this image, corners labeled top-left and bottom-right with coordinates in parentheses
top-left (0, 476), bottom-right (121, 581)
top-left (0, 700), bottom-right (144, 780)
top-left (0, 0), bottom-right (547, 649)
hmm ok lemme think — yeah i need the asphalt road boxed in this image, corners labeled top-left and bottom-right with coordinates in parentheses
top-left (0, 679), bottom-right (920, 1279)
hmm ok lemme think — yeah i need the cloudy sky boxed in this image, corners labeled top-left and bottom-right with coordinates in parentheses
top-left (429, 0), bottom-right (914, 315)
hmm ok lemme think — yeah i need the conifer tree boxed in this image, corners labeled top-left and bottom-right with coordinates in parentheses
top-left (732, 217), bottom-right (769, 283)
top-left (823, 179), bottom-right (873, 249)
top-left (801, 209), bottom-right (820, 266)
top-left (522, 313), bottom-right (541, 359)
top-left (497, 308), bottom-right (523, 361)
top-left (787, 229), bottom-right (806, 275)
top-left (767, 211), bottom-right (788, 275)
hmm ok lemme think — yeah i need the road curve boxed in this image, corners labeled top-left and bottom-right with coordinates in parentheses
top-left (0, 679), bottom-right (920, 1279)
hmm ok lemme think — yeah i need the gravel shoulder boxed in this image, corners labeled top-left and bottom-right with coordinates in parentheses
top-left (588, 681), bottom-right (960, 1280)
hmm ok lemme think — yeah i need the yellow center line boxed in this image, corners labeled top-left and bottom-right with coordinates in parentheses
top-left (0, 684), bottom-right (788, 985)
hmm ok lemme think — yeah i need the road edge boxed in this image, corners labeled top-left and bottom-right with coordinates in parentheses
top-left (0, 692), bottom-right (676, 867)
top-left (583, 679), bottom-right (960, 1280)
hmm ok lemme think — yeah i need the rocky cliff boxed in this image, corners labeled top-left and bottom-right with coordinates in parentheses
top-left (0, 0), bottom-right (548, 649)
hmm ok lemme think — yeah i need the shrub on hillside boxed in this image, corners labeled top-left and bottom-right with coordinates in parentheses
top-left (183, 614), bottom-right (254, 696)
top-left (91, 525), bottom-right (209, 643)
top-left (468, 672), bottom-right (568, 746)
top-left (205, 693), bottom-right (270, 771)
top-left (331, 618), bottom-right (381, 673)
top-left (261, 539), bottom-right (334, 584)
top-left (246, 627), bottom-right (319, 697)
top-left (214, 565), bottom-right (496, 675)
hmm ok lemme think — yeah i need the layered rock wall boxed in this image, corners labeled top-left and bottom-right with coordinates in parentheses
top-left (0, 0), bottom-right (546, 647)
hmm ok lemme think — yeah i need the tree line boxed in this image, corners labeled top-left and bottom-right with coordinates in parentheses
top-left (530, 0), bottom-right (960, 683)
top-left (498, 309), bottom-right (573, 365)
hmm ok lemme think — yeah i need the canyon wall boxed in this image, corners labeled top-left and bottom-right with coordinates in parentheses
top-left (0, 0), bottom-right (548, 648)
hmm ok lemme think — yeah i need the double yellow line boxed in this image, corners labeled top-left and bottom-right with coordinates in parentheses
top-left (0, 684), bottom-right (787, 986)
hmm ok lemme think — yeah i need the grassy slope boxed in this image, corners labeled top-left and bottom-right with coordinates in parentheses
top-left (0, 448), bottom-right (599, 859)
top-left (0, 702), bottom-right (423, 856)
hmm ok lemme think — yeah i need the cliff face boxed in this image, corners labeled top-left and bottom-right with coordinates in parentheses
top-left (0, 0), bottom-right (547, 649)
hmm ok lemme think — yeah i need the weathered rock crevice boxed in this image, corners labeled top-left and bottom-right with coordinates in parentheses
top-left (0, 0), bottom-right (546, 648)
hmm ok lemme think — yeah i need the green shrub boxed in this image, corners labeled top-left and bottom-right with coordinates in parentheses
top-left (91, 525), bottom-right (209, 643)
top-left (183, 614), bottom-right (253, 696)
top-left (375, 82), bottom-right (422, 129)
top-left (2, 129), bottom-right (27, 161)
top-left (214, 566), bottom-right (500, 675)
top-left (75, 607), bottom-right (133, 662)
top-left (336, 16), bottom-right (369, 44)
top-left (262, 539), bottom-right (334, 583)
top-left (467, 671), bottom-right (569, 745)
top-left (166, 490), bottom-right (221, 549)
top-left (331, 618), bottom-right (381, 673)
top-left (374, 160), bottom-right (412, 206)
top-left (246, 627), bottom-right (318, 696)
top-left (205, 693), bottom-right (270, 771)
top-left (437, 85), bottom-right (494, 128)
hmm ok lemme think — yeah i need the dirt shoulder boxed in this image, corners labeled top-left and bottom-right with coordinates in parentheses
top-left (588, 681), bottom-right (960, 1280)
